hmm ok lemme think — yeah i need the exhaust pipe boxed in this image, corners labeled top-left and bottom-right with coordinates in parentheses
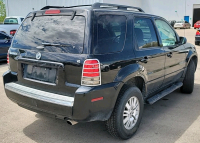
top-left (67, 120), bottom-right (78, 125)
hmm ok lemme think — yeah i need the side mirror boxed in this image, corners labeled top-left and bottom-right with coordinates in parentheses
top-left (179, 37), bottom-right (187, 44)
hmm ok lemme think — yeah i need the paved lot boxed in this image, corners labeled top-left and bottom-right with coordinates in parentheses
top-left (0, 29), bottom-right (200, 143)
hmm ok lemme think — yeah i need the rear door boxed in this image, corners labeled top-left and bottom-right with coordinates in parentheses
top-left (154, 19), bottom-right (186, 86)
top-left (133, 16), bottom-right (165, 94)
top-left (0, 33), bottom-right (10, 59)
top-left (9, 10), bottom-right (88, 96)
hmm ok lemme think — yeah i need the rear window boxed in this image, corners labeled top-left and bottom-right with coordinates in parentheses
top-left (93, 15), bottom-right (126, 54)
top-left (12, 16), bottom-right (85, 54)
top-left (4, 18), bottom-right (18, 24)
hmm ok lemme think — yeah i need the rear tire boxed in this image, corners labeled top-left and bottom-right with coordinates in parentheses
top-left (106, 87), bottom-right (144, 140)
top-left (181, 61), bottom-right (195, 94)
top-left (195, 41), bottom-right (199, 45)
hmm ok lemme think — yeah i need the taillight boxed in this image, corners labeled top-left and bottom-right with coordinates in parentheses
top-left (196, 31), bottom-right (200, 36)
top-left (82, 59), bottom-right (101, 86)
top-left (7, 52), bottom-right (9, 64)
top-left (10, 30), bottom-right (16, 36)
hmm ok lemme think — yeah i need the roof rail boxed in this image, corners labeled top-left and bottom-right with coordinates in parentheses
top-left (92, 3), bottom-right (144, 12)
top-left (40, 3), bottom-right (144, 12)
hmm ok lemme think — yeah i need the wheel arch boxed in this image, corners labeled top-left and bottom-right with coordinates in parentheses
top-left (113, 64), bottom-right (148, 103)
top-left (186, 51), bottom-right (198, 71)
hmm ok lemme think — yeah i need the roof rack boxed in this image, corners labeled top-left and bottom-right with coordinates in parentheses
top-left (92, 3), bottom-right (144, 12)
top-left (40, 2), bottom-right (144, 12)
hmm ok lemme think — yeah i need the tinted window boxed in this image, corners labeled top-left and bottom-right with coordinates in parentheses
top-left (155, 19), bottom-right (177, 46)
top-left (134, 17), bottom-right (158, 49)
top-left (13, 16), bottom-right (85, 54)
top-left (4, 18), bottom-right (18, 24)
top-left (20, 18), bottom-right (24, 22)
top-left (0, 33), bottom-right (8, 40)
top-left (94, 15), bottom-right (126, 54)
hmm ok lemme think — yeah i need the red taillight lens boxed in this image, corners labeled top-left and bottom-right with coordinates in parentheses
top-left (82, 59), bottom-right (101, 86)
top-left (7, 52), bottom-right (9, 64)
top-left (196, 31), bottom-right (200, 36)
top-left (45, 9), bottom-right (60, 14)
top-left (10, 30), bottom-right (16, 36)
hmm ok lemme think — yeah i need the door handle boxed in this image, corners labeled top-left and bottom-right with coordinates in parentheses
top-left (167, 52), bottom-right (172, 58)
top-left (140, 56), bottom-right (150, 63)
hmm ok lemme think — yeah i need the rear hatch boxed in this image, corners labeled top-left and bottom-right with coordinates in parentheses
top-left (9, 9), bottom-right (89, 97)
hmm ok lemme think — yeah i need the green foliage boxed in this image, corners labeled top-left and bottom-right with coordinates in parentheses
top-left (0, 0), bottom-right (6, 23)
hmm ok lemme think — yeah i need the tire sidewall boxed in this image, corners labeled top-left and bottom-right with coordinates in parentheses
top-left (116, 87), bottom-right (144, 139)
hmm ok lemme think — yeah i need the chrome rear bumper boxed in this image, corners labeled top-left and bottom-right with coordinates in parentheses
top-left (5, 82), bottom-right (74, 107)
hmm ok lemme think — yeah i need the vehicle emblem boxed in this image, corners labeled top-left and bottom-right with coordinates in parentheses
top-left (36, 52), bottom-right (41, 60)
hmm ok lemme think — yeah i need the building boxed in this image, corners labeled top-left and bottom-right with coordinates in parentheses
top-left (4, 0), bottom-right (200, 26)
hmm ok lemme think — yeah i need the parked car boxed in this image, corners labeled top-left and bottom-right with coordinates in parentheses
top-left (195, 29), bottom-right (200, 45)
top-left (168, 20), bottom-right (176, 27)
top-left (0, 16), bottom-right (24, 36)
top-left (0, 32), bottom-right (11, 61)
top-left (194, 20), bottom-right (200, 29)
top-left (3, 3), bottom-right (198, 140)
top-left (174, 20), bottom-right (191, 29)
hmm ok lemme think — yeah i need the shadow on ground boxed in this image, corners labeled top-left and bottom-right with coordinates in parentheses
top-left (22, 82), bottom-right (200, 143)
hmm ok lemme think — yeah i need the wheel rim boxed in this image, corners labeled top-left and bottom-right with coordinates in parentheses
top-left (123, 96), bottom-right (140, 130)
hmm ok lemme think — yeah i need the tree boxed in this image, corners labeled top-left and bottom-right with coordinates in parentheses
top-left (0, 0), bottom-right (6, 23)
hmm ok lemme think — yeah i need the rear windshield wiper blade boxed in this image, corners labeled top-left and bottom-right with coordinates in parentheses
top-left (42, 43), bottom-right (73, 47)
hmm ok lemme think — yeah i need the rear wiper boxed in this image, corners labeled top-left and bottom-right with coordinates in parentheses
top-left (42, 43), bottom-right (73, 47)
top-left (42, 43), bottom-right (61, 46)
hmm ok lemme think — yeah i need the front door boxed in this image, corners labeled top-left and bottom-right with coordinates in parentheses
top-left (154, 19), bottom-right (186, 86)
top-left (133, 17), bottom-right (165, 94)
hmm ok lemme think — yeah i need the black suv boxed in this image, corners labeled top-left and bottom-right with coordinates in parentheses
top-left (3, 3), bottom-right (198, 140)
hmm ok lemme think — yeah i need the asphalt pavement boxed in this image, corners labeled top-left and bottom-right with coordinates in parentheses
top-left (0, 28), bottom-right (199, 143)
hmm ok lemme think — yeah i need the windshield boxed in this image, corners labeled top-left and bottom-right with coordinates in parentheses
top-left (176, 21), bottom-right (184, 23)
top-left (12, 16), bottom-right (85, 54)
top-left (4, 18), bottom-right (18, 24)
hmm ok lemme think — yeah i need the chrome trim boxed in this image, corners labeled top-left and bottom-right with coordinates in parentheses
top-left (81, 59), bottom-right (101, 86)
top-left (18, 57), bottom-right (64, 68)
top-left (65, 82), bottom-right (80, 88)
top-left (11, 71), bottom-right (17, 76)
top-left (9, 51), bottom-right (18, 55)
top-left (5, 82), bottom-right (74, 107)
top-left (24, 78), bottom-right (56, 86)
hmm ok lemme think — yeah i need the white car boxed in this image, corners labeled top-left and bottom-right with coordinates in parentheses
top-left (174, 21), bottom-right (191, 29)
top-left (0, 16), bottom-right (24, 36)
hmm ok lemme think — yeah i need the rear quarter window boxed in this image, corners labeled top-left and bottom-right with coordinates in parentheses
top-left (93, 15), bottom-right (127, 54)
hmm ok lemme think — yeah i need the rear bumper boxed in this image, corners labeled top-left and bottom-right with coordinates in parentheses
top-left (174, 25), bottom-right (184, 28)
top-left (195, 36), bottom-right (200, 42)
top-left (194, 25), bottom-right (200, 28)
top-left (3, 70), bottom-right (118, 122)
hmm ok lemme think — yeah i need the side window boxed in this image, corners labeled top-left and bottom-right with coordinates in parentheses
top-left (0, 33), bottom-right (8, 40)
top-left (155, 19), bottom-right (177, 46)
top-left (134, 17), bottom-right (159, 49)
top-left (94, 15), bottom-right (126, 54)
top-left (21, 18), bottom-right (24, 22)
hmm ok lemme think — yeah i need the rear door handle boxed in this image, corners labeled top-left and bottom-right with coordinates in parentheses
top-left (140, 56), bottom-right (150, 63)
top-left (167, 52), bottom-right (172, 58)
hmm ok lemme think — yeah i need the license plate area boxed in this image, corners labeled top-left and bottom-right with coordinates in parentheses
top-left (23, 64), bottom-right (57, 85)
